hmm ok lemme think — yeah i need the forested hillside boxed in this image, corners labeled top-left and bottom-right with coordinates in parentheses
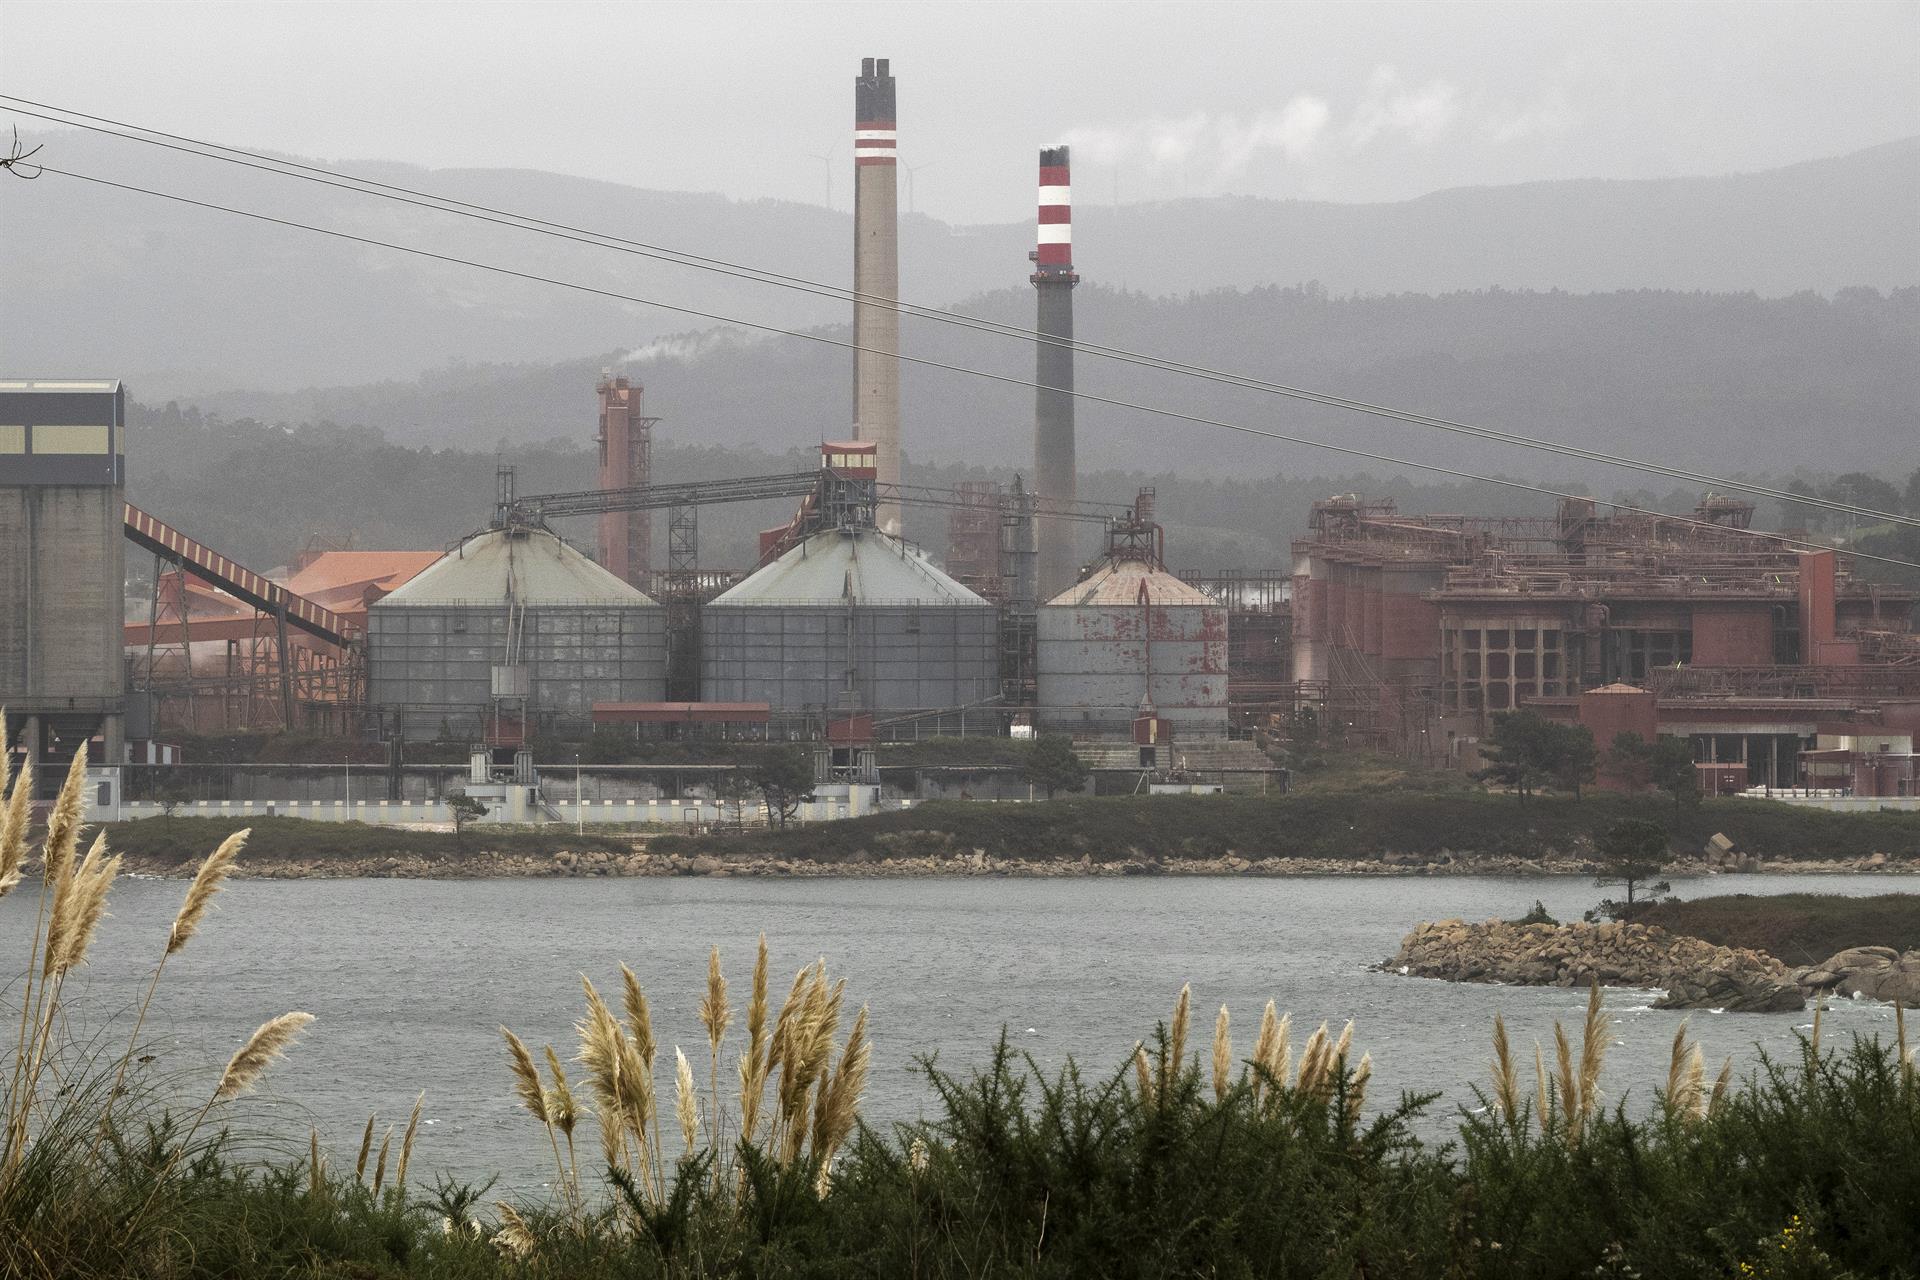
top-left (126, 399), bottom-right (1919, 585)
top-left (184, 284), bottom-right (1920, 482)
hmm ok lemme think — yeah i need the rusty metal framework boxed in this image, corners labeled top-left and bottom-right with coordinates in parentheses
top-left (1289, 491), bottom-right (1920, 756)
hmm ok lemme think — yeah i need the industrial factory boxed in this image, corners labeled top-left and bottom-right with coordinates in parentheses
top-left (4, 58), bottom-right (1918, 819)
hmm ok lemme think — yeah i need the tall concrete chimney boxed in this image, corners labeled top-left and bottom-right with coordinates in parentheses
top-left (1032, 145), bottom-right (1079, 600)
top-left (596, 372), bottom-right (653, 589)
top-left (853, 56), bottom-right (902, 535)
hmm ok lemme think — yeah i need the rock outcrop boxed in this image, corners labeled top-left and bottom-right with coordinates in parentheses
top-left (1793, 946), bottom-right (1920, 1007)
top-left (1389, 918), bottom-right (1804, 1012)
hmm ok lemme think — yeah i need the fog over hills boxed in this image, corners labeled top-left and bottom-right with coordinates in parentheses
top-left (3, 128), bottom-right (1915, 398)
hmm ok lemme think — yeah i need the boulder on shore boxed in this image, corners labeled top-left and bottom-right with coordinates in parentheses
top-left (1792, 946), bottom-right (1920, 1007)
top-left (1388, 918), bottom-right (1803, 1012)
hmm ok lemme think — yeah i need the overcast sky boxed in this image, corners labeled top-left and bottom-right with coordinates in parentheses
top-left (5, 0), bottom-right (1917, 224)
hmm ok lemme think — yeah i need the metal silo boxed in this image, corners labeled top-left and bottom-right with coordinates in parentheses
top-left (1035, 536), bottom-right (1229, 739)
top-left (701, 525), bottom-right (998, 721)
top-left (369, 526), bottom-right (666, 739)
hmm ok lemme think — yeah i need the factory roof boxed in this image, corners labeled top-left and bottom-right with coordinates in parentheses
top-left (287, 551), bottom-right (439, 594)
top-left (709, 526), bottom-right (989, 607)
top-left (0, 379), bottom-right (121, 392)
top-left (1043, 557), bottom-right (1217, 608)
top-left (375, 527), bottom-right (658, 607)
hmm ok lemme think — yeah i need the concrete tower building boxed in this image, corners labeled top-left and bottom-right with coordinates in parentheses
top-left (596, 373), bottom-right (655, 590)
top-left (1032, 146), bottom-right (1080, 601)
top-left (0, 379), bottom-right (127, 777)
top-left (852, 57), bottom-right (902, 536)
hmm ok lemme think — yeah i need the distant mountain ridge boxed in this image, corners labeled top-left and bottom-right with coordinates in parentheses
top-left (2, 129), bottom-right (1914, 395)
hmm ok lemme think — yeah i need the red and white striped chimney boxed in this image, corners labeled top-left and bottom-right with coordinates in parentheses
top-left (1035, 146), bottom-right (1073, 274)
top-left (1032, 145), bottom-right (1079, 601)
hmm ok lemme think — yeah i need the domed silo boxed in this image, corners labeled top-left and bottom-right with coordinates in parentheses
top-left (1036, 554), bottom-right (1229, 739)
top-left (369, 525), bottom-right (666, 739)
top-left (701, 525), bottom-right (998, 722)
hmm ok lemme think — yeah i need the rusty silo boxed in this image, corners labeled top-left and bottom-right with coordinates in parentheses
top-left (1035, 506), bottom-right (1229, 738)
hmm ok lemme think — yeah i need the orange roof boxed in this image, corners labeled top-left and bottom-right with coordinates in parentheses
top-left (285, 551), bottom-right (440, 597)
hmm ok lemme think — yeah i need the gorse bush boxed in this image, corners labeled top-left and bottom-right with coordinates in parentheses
top-left (5, 709), bottom-right (1918, 1276)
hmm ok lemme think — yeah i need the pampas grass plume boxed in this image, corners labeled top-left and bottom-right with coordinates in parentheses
top-left (1535, 1041), bottom-right (1550, 1125)
top-left (54, 832), bottom-right (120, 974)
top-left (1211, 1005), bottom-right (1231, 1102)
top-left (372, 1126), bottom-right (392, 1197)
top-left (544, 1046), bottom-right (578, 1138)
top-left (620, 964), bottom-right (657, 1069)
top-left (1166, 984), bottom-right (1191, 1087)
top-left (215, 1011), bottom-right (314, 1100)
top-left (1577, 982), bottom-right (1608, 1119)
top-left (493, 1202), bottom-right (535, 1259)
top-left (169, 828), bottom-right (247, 954)
top-left (396, 1092), bottom-right (424, 1193)
top-left (1296, 1022), bottom-right (1329, 1096)
top-left (700, 946), bottom-right (731, 1054)
top-left (502, 1026), bottom-right (548, 1125)
top-left (1492, 1014), bottom-right (1520, 1122)
top-left (1709, 1056), bottom-right (1734, 1116)
top-left (309, 1126), bottom-right (326, 1199)
top-left (39, 748), bottom-right (91, 975)
top-left (356, 1113), bottom-right (377, 1181)
top-left (1346, 1051), bottom-right (1372, 1124)
top-left (818, 1005), bottom-right (870, 1161)
top-left (1250, 1001), bottom-right (1277, 1096)
top-left (674, 1047), bottom-right (698, 1153)
top-left (1553, 1021), bottom-right (1577, 1135)
top-left (0, 721), bottom-right (30, 900)
top-left (1267, 1012), bottom-right (1293, 1094)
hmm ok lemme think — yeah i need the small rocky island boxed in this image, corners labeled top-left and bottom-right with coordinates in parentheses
top-left (1389, 918), bottom-right (1920, 1012)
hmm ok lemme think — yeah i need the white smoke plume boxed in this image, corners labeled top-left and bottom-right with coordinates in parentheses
top-left (1062, 95), bottom-right (1332, 183)
top-left (622, 327), bottom-right (757, 365)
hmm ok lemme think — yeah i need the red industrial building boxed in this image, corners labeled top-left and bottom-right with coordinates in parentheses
top-left (1288, 494), bottom-right (1920, 792)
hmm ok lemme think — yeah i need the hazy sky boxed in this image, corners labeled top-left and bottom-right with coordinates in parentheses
top-left (5, 0), bottom-right (1917, 223)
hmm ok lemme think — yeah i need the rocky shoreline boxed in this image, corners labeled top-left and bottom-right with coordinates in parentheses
top-left (108, 845), bottom-right (1916, 881)
top-left (1388, 917), bottom-right (1920, 1011)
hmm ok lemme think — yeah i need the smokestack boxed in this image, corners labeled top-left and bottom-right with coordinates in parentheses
top-left (596, 372), bottom-right (652, 589)
top-left (1032, 145), bottom-right (1078, 600)
top-left (853, 56), bottom-right (902, 535)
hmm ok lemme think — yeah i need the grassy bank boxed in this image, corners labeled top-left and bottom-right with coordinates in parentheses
top-left (1641, 893), bottom-right (1920, 965)
top-left (656, 792), bottom-right (1920, 864)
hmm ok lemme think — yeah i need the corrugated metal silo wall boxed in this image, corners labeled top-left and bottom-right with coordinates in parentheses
top-left (700, 603), bottom-right (998, 713)
top-left (1035, 600), bottom-right (1229, 736)
top-left (368, 602), bottom-right (666, 738)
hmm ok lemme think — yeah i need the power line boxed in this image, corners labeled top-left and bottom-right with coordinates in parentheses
top-left (21, 160), bottom-right (1920, 574)
top-left (5, 95), bottom-right (1914, 532)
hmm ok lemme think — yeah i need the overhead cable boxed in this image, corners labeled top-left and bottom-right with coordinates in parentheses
top-left (3, 95), bottom-right (1913, 531)
top-left (21, 160), bottom-right (1920, 574)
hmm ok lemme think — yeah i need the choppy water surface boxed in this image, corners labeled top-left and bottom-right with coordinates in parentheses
top-left (9, 873), bottom-right (1907, 1192)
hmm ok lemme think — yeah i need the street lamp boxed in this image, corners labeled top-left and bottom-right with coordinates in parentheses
top-left (574, 753), bottom-right (583, 836)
